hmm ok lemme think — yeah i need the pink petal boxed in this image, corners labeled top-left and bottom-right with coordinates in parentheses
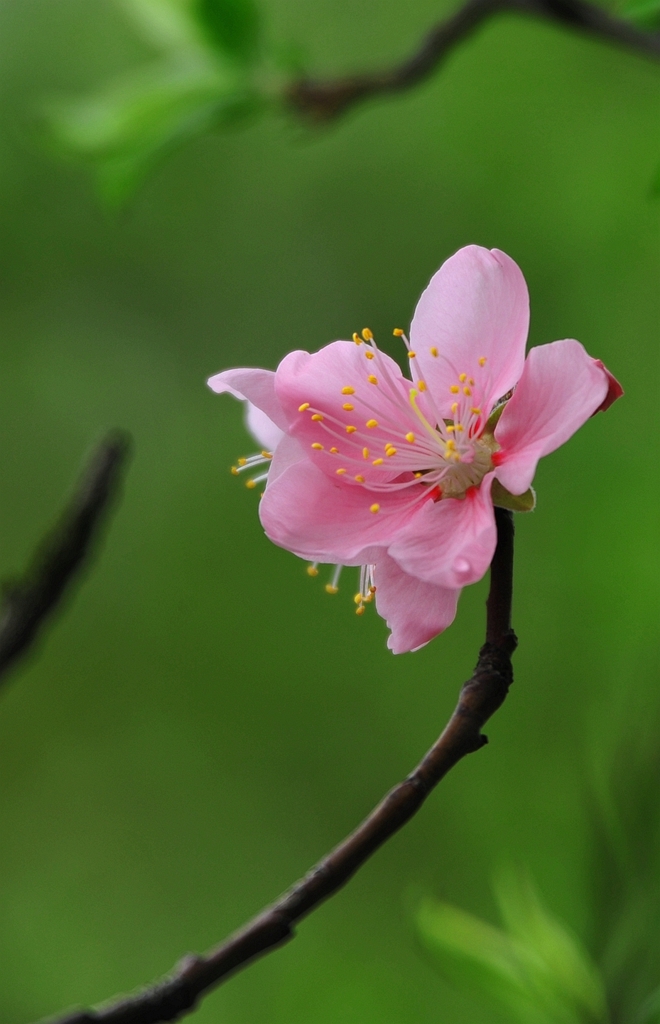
top-left (207, 367), bottom-right (288, 432)
top-left (388, 474), bottom-right (497, 590)
top-left (259, 455), bottom-right (422, 564)
top-left (410, 246), bottom-right (529, 418)
top-left (374, 553), bottom-right (460, 654)
top-left (274, 341), bottom-right (421, 484)
top-left (494, 339), bottom-right (613, 496)
top-left (245, 402), bottom-right (285, 452)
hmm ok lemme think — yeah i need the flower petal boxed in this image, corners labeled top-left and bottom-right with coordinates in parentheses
top-left (411, 246), bottom-right (529, 418)
top-left (274, 341), bottom-right (421, 484)
top-left (592, 360), bottom-right (624, 414)
top-left (259, 455), bottom-right (423, 564)
top-left (388, 474), bottom-right (497, 590)
top-left (207, 367), bottom-right (288, 432)
top-left (494, 339), bottom-right (614, 495)
top-left (374, 553), bottom-right (460, 654)
top-left (245, 402), bottom-right (285, 452)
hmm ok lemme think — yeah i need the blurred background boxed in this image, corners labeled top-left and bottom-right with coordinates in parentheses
top-left (0, 0), bottom-right (657, 1021)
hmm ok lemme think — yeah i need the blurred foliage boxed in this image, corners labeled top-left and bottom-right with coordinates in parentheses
top-left (48, 0), bottom-right (267, 203)
top-left (417, 870), bottom-right (608, 1024)
top-left (0, 0), bottom-right (657, 1022)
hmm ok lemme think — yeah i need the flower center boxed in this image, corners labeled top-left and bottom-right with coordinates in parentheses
top-left (297, 329), bottom-right (499, 505)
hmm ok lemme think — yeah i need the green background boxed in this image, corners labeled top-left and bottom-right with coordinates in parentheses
top-left (0, 0), bottom-right (657, 1021)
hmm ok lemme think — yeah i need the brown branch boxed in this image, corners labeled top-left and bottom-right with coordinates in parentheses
top-left (287, 0), bottom-right (660, 122)
top-left (0, 431), bottom-right (131, 684)
top-left (43, 507), bottom-right (516, 1024)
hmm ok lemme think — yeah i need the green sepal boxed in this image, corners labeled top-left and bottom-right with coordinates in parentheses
top-left (484, 401), bottom-right (506, 434)
top-left (491, 479), bottom-right (536, 513)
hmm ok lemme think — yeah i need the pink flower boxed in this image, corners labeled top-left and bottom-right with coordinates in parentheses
top-left (209, 245), bottom-right (622, 654)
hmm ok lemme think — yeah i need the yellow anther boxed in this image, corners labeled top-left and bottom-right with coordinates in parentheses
top-left (238, 458), bottom-right (247, 466)
top-left (346, 425), bottom-right (357, 433)
top-left (261, 450), bottom-right (273, 459)
top-left (463, 386), bottom-right (472, 396)
top-left (451, 402), bottom-right (458, 414)
top-left (311, 443), bottom-right (324, 450)
top-left (459, 373), bottom-right (467, 383)
top-left (311, 413), bottom-right (324, 421)
top-left (353, 332), bottom-right (362, 345)
top-left (231, 466), bottom-right (239, 475)
top-left (363, 447), bottom-right (369, 459)
top-left (336, 468), bottom-right (346, 475)
top-left (407, 351), bottom-right (416, 359)
top-left (330, 447), bottom-right (339, 453)
top-left (372, 458), bottom-right (384, 465)
top-left (341, 386), bottom-right (355, 395)
top-left (307, 565), bottom-right (319, 577)
top-left (362, 328), bottom-right (373, 340)
top-left (364, 593), bottom-right (373, 603)
top-left (456, 424), bottom-right (464, 432)
top-left (450, 385), bottom-right (460, 394)
top-left (355, 604), bottom-right (365, 616)
top-left (365, 351), bottom-right (375, 360)
top-left (370, 503), bottom-right (380, 514)
top-left (343, 403), bottom-right (354, 411)
top-left (325, 584), bottom-right (339, 595)
top-left (471, 407), bottom-right (481, 415)
top-left (298, 403), bottom-right (310, 412)
top-left (446, 439), bottom-right (455, 450)
top-left (355, 474), bottom-right (365, 483)
top-left (367, 375), bottom-right (378, 385)
top-left (447, 425), bottom-right (455, 433)
top-left (246, 479), bottom-right (257, 489)
top-left (386, 448), bottom-right (397, 456)
top-left (405, 432), bottom-right (415, 443)
top-left (393, 328), bottom-right (404, 336)
top-left (369, 585), bottom-right (376, 594)
top-left (479, 356), bottom-right (487, 366)
top-left (418, 381), bottom-right (427, 392)
top-left (353, 593), bottom-right (363, 605)
top-left (430, 347), bottom-right (438, 357)
top-left (414, 472), bottom-right (423, 478)
top-left (366, 419), bottom-right (378, 428)
top-left (385, 442), bottom-right (395, 451)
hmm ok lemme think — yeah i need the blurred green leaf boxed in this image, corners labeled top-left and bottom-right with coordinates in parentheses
top-left (417, 899), bottom-right (552, 1024)
top-left (48, 58), bottom-right (262, 204)
top-left (119, 0), bottom-right (207, 50)
top-left (194, 0), bottom-right (260, 64)
top-left (416, 896), bottom-right (605, 1024)
top-left (494, 867), bottom-right (609, 1024)
top-left (622, 0), bottom-right (660, 28)
top-left (637, 986), bottom-right (660, 1024)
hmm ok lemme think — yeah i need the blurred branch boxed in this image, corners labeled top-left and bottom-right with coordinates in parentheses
top-left (0, 432), bottom-right (131, 685)
top-left (287, 0), bottom-right (660, 121)
top-left (44, 508), bottom-right (517, 1024)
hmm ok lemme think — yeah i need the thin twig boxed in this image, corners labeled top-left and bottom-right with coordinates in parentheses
top-left (287, 0), bottom-right (660, 121)
top-left (44, 507), bottom-right (517, 1024)
top-left (0, 431), bottom-right (131, 684)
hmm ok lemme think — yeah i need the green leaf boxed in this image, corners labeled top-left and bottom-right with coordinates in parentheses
top-left (491, 479), bottom-right (536, 513)
top-left (194, 0), bottom-right (260, 63)
top-left (48, 57), bottom-right (261, 203)
top-left (494, 867), bottom-right (609, 1024)
top-left (119, 0), bottom-right (206, 50)
top-left (416, 899), bottom-right (586, 1024)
